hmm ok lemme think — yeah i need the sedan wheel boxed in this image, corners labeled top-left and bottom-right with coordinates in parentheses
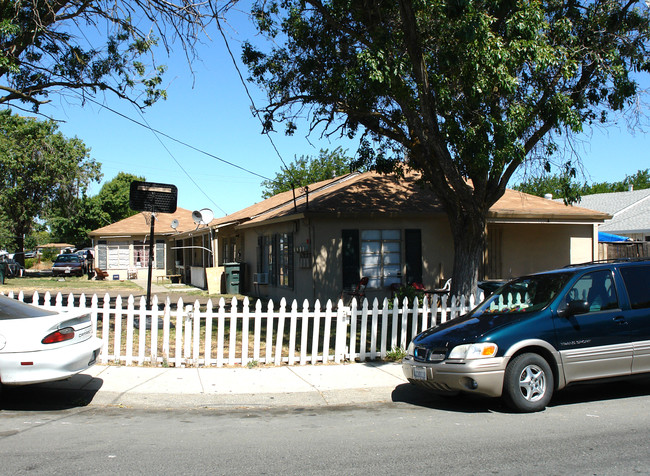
top-left (503, 353), bottom-right (554, 412)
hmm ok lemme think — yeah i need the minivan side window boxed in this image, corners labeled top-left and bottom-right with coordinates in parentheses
top-left (566, 270), bottom-right (619, 312)
top-left (620, 266), bottom-right (650, 309)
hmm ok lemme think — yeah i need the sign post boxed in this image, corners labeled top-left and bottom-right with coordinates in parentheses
top-left (129, 181), bottom-right (178, 309)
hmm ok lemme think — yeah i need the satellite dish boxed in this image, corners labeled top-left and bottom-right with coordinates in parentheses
top-left (192, 208), bottom-right (214, 226)
top-left (170, 219), bottom-right (179, 230)
top-left (199, 208), bottom-right (214, 224)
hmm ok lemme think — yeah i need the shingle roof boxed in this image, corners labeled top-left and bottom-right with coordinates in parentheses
top-left (91, 173), bottom-right (611, 238)
top-left (574, 188), bottom-right (650, 234)
top-left (213, 171), bottom-right (610, 228)
top-left (89, 208), bottom-right (199, 237)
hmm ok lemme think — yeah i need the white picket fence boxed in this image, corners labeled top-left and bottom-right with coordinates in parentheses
top-left (4, 290), bottom-right (484, 367)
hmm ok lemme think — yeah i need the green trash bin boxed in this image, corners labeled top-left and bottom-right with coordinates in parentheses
top-left (0, 260), bottom-right (7, 285)
top-left (224, 262), bottom-right (243, 294)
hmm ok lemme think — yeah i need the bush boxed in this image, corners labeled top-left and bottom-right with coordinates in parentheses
top-left (25, 258), bottom-right (35, 269)
top-left (41, 247), bottom-right (58, 261)
top-left (394, 282), bottom-right (425, 305)
top-left (385, 347), bottom-right (407, 362)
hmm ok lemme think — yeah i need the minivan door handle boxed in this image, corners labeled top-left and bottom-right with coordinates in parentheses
top-left (613, 315), bottom-right (628, 325)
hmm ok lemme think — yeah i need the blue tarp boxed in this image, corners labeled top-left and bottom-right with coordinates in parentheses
top-left (599, 232), bottom-right (632, 243)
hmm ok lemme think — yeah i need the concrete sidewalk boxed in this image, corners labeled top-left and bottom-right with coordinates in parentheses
top-left (31, 362), bottom-right (410, 410)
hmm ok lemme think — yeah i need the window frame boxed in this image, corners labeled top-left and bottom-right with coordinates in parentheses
top-left (257, 232), bottom-right (294, 289)
top-left (360, 229), bottom-right (402, 289)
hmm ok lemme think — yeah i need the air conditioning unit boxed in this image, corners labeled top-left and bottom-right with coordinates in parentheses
top-left (253, 272), bottom-right (269, 285)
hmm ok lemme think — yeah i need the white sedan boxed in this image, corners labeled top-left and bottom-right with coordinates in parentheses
top-left (0, 295), bottom-right (102, 386)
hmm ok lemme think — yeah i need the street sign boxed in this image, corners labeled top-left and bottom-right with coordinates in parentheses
top-left (129, 181), bottom-right (177, 213)
top-left (128, 181), bottom-right (178, 310)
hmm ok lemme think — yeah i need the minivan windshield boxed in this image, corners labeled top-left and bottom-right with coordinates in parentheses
top-left (474, 272), bottom-right (573, 315)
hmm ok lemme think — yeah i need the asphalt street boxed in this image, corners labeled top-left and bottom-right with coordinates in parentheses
top-left (2, 377), bottom-right (650, 475)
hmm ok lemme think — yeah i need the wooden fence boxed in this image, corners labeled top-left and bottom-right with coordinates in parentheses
top-left (3, 290), bottom-right (484, 367)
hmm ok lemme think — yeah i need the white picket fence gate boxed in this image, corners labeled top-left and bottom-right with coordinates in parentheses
top-left (3, 290), bottom-right (484, 367)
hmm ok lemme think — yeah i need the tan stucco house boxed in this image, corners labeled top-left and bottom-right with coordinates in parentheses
top-left (89, 171), bottom-right (610, 301)
top-left (209, 171), bottom-right (609, 302)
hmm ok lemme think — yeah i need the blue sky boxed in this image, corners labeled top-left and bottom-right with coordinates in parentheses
top-left (36, 7), bottom-right (650, 218)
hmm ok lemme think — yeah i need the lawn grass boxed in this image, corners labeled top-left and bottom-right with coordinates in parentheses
top-left (2, 275), bottom-right (142, 294)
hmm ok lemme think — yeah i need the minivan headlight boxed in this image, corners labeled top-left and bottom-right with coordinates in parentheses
top-left (448, 343), bottom-right (498, 360)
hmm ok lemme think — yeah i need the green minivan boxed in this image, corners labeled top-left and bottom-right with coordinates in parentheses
top-left (402, 259), bottom-right (650, 412)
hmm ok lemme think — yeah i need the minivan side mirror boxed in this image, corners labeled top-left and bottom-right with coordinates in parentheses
top-left (559, 300), bottom-right (590, 317)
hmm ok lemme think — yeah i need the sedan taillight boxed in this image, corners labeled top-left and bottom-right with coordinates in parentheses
top-left (42, 327), bottom-right (75, 344)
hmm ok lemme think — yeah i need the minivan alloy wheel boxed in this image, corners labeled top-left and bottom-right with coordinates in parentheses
top-left (518, 363), bottom-right (546, 402)
top-left (503, 352), bottom-right (554, 412)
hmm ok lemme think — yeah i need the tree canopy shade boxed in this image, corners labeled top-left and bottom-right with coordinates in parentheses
top-left (48, 172), bottom-right (145, 248)
top-left (0, 109), bottom-right (100, 264)
top-left (0, 0), bottom-right (226, 112)
top-left (242, 0), bottom-right (650, 296)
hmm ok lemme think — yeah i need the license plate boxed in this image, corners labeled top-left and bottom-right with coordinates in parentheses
top-left (413, 366), bottom-right (427, 380)
top-left (65, 268), bottom-right (71, 274)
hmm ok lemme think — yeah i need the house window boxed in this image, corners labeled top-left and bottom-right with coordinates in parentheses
top-left (257, 233), bottom-right (293, 288)
top-left (133, 241), bottom-right (149, 268)
top-left (361, 230), bottom-right (401, 288)
top-left (277, 233), bottom-right (293, 287)
top-left (107, 242), bottom-right (129, 269)
top-left (132, 241), bottom-right (164, 269)
top-left (222, 236), bottom-right (237, 264)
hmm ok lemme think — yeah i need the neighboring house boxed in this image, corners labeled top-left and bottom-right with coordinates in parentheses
top-left (37, 243), bottom-right (76, 254)
top-left (571, 187), bottom-right (650, 242)
top-left (208, 171), bottom-right (609, 303)
top-left (88, 208), bottom-right (214, 285)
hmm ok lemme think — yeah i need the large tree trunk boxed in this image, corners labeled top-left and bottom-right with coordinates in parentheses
top-left (13, 223), bottom-right (27, 268)
top-left (447, 205), bottom-right (488, 298)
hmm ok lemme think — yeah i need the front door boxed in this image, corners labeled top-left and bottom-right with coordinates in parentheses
top-left (554, 270), bottom-right (633, 383)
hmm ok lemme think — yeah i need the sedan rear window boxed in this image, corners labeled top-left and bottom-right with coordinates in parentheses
top-left (55, 255), bottom-right (80, 263)
top-left (0, 296), bottom-right (57, 320)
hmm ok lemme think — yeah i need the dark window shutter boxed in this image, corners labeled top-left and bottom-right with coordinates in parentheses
top-left (98, 241), bottom-right (107, 269)
top-left (342, 229), bottom-right (360, 290)
top-left (288, 233), bottom-right (294, 289)
top-left (405, 229), bottom-right (422, 284)
top-left (155, 240), bottom-right (165, 269)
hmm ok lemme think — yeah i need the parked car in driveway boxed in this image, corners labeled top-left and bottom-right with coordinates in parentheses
top-left (74, 250), bottom-right (89, 274)
top-left (0, 295), bottom-right (102, 386)
top-left (52, 253), bottom-right (84, 277)
top-left (403, 258), bottom-right (650, 412)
